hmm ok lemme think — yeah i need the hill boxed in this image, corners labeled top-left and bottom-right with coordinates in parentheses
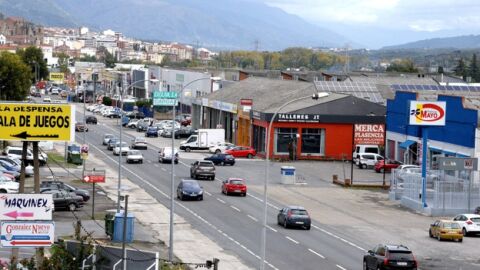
top-left (382, 35), bottom-right (480, 50)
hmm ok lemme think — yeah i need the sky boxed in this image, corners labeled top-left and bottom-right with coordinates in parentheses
top-left (264, 0), bottom-right (480, 48)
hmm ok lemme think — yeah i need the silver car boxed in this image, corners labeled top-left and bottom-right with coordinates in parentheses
top-left (131, 137), bottom-right (148, 149)
top-left (126, 150), bottom-right (144, 164)
top-left (103, 134), bottom-right (115, 145)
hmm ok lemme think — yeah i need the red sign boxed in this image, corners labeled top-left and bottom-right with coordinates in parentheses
top-left (83, 175), bottom-right (105, 183)
top-left (354, 124), bottom-right (385, 145)
top-left (240, 99), bottom-right (253, 106)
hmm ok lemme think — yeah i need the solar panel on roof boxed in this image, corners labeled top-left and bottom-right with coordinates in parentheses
top-left (400, 85), bottom-right (408, 90)
top-left (460, 86), bottom-right (469, 91)
top-left (453, 86), bottom-right (461, 90)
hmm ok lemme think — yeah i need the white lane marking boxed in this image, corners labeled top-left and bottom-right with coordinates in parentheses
top-left (161, 168), bottom-right (167, 172)
top-left (266, 225), bottom-right (278, 232)
top-left (216, 198), bottom-right (226, 204)
top-left (285, 236), bottom-right (299, 244)
top-left (147, 160), bottom-right (152, 164)
top-left (230, 205), bottom-right (241, 212)
top-left (247, 215), bottom-right (258, 222)
top-left (336, 265), bottom-right (347, 270)
top-left (312, 225), bottom-right (366, 251)
top-left (85, 141), bottom-right (281, 270)
top-left (308, 248), bottom-right (325, 259)
top-left (247, 193), bottom-right (280, 210)
top-left (154, 164), bottom-right (159, 167)
top-left (204, 191), bottom-right (212, 196)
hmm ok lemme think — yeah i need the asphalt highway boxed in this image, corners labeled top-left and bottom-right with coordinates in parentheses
top-left (76, 110), bottom-right (365, 270)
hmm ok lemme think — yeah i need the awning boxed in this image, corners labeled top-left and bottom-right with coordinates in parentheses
top-left (399, 140), bottom-right (416, 149)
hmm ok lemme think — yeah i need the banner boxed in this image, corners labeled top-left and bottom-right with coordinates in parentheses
top-left (354, 124), bottom-right (384, 145)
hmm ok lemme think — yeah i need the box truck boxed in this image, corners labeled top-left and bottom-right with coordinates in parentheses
top-left (180, 129), bottom-right (225, 152)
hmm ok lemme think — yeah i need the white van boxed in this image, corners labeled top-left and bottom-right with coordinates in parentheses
top-left (353, 144), bottom-right (380, 162)
top-left (158, 147), bottom-right (179, 164)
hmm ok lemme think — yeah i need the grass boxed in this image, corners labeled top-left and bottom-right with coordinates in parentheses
top-left (47, 152), bottom-right (82, 169)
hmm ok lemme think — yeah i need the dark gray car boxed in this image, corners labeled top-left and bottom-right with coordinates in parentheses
top-left (277, 206), bottom-right (311, 230)
top-left (190, 160), bottom-right (215, 180)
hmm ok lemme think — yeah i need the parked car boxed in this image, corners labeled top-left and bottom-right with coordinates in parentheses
top-left (51, 88), bottom-right (59, 95)
top-left (107, 138), bottom-right (120, 150)
top-left (453, 214), bottom-right (480, 236)
top-left (126, 119), bottom-right (140, 129)
top-left (113, 142), bottom-right (130, 156)
top-left (396, 167), bottom-right (439, 183)
top-left (277, 206), bottom-right (311, 230)
top-left (0, 157), bottom-right (32, 176)
top-left (102, 134), bottom-right (115, 145)
top-left (42, 97), bottom-right (51, 103)
top-left (204, 154), bottom-right (235, 166)
top-left (0, 178), bottom-right (19, 193)
top-left (158, 147), bottom-right (179, 164)
top-left (75, 122), bottom-right (89, 132)
top-left (160, 127), bottom-right (180, 138)
top-left (40, 180), bottom-right (90, 202)
top-left (429, 220), bottom-right (463, 242)
top-left (356, 153), bottom-right (384, 169)
top-left (60, 90), bottom-right (68, 98)
top-left (131, 137), bottom-right (148, 149)
top-left (225, 146), bottom-right (257, 158)
top-left (136, 119), bottom-right (151, 132)
top-left (363, 244), bottom-right (418, 270)
top-left (353, 144), bottom-right (381, 163)
top-left (374, 160), bottom-right (402, 173)
top-left (222, 178), bottom-right (247, 196)
top-left (127, 111), bottom-right (145, 119)
top-left (190, 160), bottom-right (215, 180)
top-left (126, 150), bottom-right (144, 164)
top-left (177, 179), bottom-right (203, 201)
top-left (86, 115), bottom-right (97, 124)
top-left (3, 146), bottom-right (47, 166)
top-left (145, 127), bottom-right (159, 137)
top-left (209, 142), bottom-right (235, 154)
top-left (105, 109), bottom-right (121, 118)
top-left (41, 189), bottom-right (84, 211)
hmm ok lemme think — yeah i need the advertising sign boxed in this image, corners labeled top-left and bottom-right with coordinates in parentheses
top-left (83, 169), bottom-right (106, 183)
top-left (409, 101), bottom-right (446, 126)
top-left (153, 91), bottom-right (178, 106)
top-left (0, 194), bottom-right (53, 221)
top-left (437, 157), bottom-right (478, 171)
top-left (354, 124), bottom-right (385, 145)
top-left (49, 72), bottom-right (64, 82)
top-left (0, 103), bottom-right (75, 142)
top-left (0, 221), bottom-right (54, 247)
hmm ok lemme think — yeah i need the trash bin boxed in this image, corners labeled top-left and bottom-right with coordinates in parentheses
top-left (104, 211), bottom-right (115, 238)
top-left (67, 144), bottom-right (83, 165)
top-left (113, 211), bottom-right (135, 243)
top-left (280, 166), bottom-right (296, 184)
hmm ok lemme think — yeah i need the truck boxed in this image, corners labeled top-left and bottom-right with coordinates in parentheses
top-left (179, 129), bottom-right (225, 152)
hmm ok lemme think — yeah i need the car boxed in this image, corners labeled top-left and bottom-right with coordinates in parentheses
top-left (32, 91), bottom-right (41, 97)
top-left (225, 146), bottom-right (257, 159)
top-left (0, 164), bottom-right (19, 180)
top-left (40, 180), bottom-right (90, 202)
top-left (126, 119), bottom-right (140, 129)
top-left (177, 179), bottom-right (203, 201)
top-left (190, 160), bottom-right (215, 180)
top-left (75, 122), bottom-right (89, 132)
top-left (160, 127), bottom-right (180, 138)
top-left (209, 142), bottom-right (235, 154)
top-left (107, 138), bottom-right (120, 150)
top-left (43, 97), bottom-right (51, 103)
top-left (277, 206), bottom-right (311, 230)
top-left (86, 116), bottom-right (97, 124)
top-left (158, 147), bottom-right (179, 164)
top-left (0, 178), bottom-right (19, 193)
top-left (353, 145), bottom-right (381, 163)
top-left (127, 111), bottom-right (145, 119)
top-left (374, 160), bottom-right (402, 173)
top-left (113, 142), bottom-right (130, 156)
top-left (429, 219), bottom-right (463, 242)
top-left (176, 114), bottom-right (191, 126)
top-left (0, 157), bottom-right (32, 176)
top-left (136, 118), bottom-right (153, 132)
top-left (221, 178), bottom-right (247, 196)
top-left (60, 90), bottom-right (68, 98)
top-left (105, 109), bottom-right (121, 118)
top-left (356, 153), bottom-right (384, 169)
top-left (3, 146), bottom-right (47, 166)
top-left (204, 154), bottom-right (235, 166)
top-left (51, 88), bottom-right (60, 95)
top-left (102, 134), bottom-right (115, 145)
top-left (41, 189), bottom-right (84, 211)
top-left (363, 244), bottom-right (418, 270)
top-left (0, 159), bottom-right (20, 172)
top-left (453, 214), bottom-right (480, 236)
top-left (396, 167), bottom-right (439, 184)
top-left (131, 137), bottom-right (148, 149)
top-left (126, 150), bottom-right (144, 164)
top-left (145, 127), bottom-right (159, 137)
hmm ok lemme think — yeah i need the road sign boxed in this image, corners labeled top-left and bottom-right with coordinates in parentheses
top-left (83, 169), bottom-right (106, 183)
top-left (0, 221), bottom-right (54, 247)
top-left (0, 194), bottom-right (53, 221)
top-left (153, 91), bottom-right (178, 99)
top-left (153, 99), bottom-right (178, 106)
top-left (49, 72), bottom-right (64, 82)
top-left (0, 103), bottom-right (75, 142)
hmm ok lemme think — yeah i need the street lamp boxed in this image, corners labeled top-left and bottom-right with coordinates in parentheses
top-left (168, 77), bottom-right (212, 262)
top-left (116, 78), bottom-right (158, 213)
top-left (259, 92), bottom-right (328, 270)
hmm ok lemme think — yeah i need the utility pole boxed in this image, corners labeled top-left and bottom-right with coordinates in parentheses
top-left (33, 141), bottom-right (43, 266)
top-left (121, 195), bottom-right (129, 270)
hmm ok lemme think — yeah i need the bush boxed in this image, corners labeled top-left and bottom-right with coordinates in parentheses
top-left (103, 96), bottom-right (112, 106)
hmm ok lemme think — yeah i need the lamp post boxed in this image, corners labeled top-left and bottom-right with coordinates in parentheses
top-left (259, 92), bottom-right (327, 270)
top-left (168, 77), bottom-right (212, 262)
top-left (116, 78), bottom-right (158, 213)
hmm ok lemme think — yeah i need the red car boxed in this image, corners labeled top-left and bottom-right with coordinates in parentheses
top-left (222, 178), bottom-right (247, 196)
top-left (374, 160), bottom-right (402, 173)
top-left (225, 146), bottom-right (256, 158)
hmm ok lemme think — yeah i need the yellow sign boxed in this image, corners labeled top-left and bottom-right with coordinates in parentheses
top-left (0, 103), bottom-right (75, 142)
top-left (49, 72), bottom-right (65, 81)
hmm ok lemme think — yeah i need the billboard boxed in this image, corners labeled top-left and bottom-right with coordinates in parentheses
top-left (0, 221), bottom-right (55, 247)
top-left (49, 72), bottom-right (64, 82)
top-left (354, 124), bottom-right (385, 145)
top-left (409, 101), bottom-right (446, 126)
top-left (0, 103), bottom-right (75, 141)
top-left (0, 194), bottom-right (53, 220)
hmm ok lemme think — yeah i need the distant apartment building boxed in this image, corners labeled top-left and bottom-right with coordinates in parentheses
top-left (0, 34), bottom-right (5, 45)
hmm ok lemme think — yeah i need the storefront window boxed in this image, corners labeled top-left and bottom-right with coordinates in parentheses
top-left (275, 128), bottom-right (298, 154)
top-left (301, 128), bottom-right (325, 155)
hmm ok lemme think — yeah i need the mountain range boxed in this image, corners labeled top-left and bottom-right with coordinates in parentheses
top-left (381, 35), bottom-right (480, 50)
top-left (0, 0), bottom-right (351, 50)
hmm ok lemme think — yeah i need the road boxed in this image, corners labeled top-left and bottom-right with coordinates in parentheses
top-left (76, 110), bottom-right (365, 270)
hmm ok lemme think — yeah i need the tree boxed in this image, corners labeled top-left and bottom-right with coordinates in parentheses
top-left (78, 55), bottom-right (97, 62)
top-left (56, 52), bottom-right (70, 74)
top-left (0, 52), bottom-right (31, 100)
top-left (97, 46), bottom-right (116, 68)
top-left (386, 59), bottom-right (418, 73)
top-left (437, 66), bottom-right (444, 74)
top-left (454, 58), bottom-right (467, 80)
top-left (16, 46), bottom-right (49, 83)
top-left (469, 54), bottom-right (480, 82)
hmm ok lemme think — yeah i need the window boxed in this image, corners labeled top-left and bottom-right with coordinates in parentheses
top-left (274, 128), bottom-right (297, 154)
top-left (301, 128), bottom-right (325, 155)
top-left (253, 125), bottom-right (266, 153)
